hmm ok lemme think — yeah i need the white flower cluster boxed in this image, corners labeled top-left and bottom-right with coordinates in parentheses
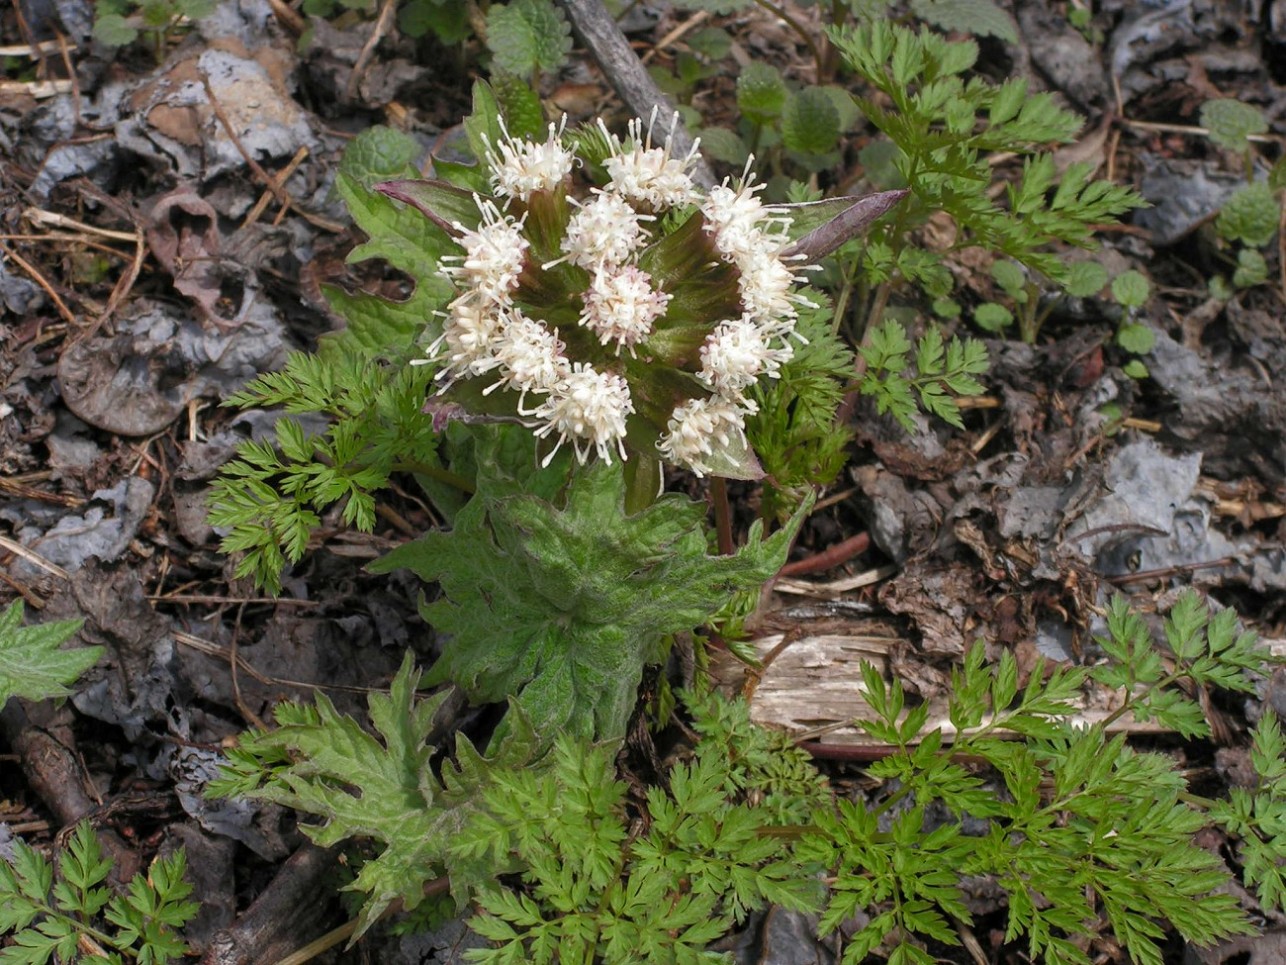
top-left (424, 115), bottom-right (810, 477)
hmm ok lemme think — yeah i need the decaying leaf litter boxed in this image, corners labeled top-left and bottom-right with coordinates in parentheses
top-left (1, 0), bottom-right (1285, 962)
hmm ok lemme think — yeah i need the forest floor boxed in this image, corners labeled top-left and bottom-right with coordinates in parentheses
top-left (1, 0), bottom-right (1285, 962)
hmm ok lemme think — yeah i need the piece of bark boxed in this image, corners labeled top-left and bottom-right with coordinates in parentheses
top-left (0, 699), bottom-right (141, 881)
top-left (200, 843), bottom-right (340, 965)
top-left (557, 0), bottom-right (716, 188)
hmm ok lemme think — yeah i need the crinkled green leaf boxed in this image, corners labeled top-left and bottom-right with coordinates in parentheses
top-left (1216, 181), bottom-right (1280, 248)
top-left (372, 462), bottom-right (805, 741)
top-left (1110, 269), bottom-right (1150, 310)
top-left (485, 0), bottom-right (572, 77)
top-left (0, 600), bottom-right (96, 707)
top-left (782, 87), bottom-right (842, 157)
top-left (910, 0), bottom-right (1019, 43)
top-left (736, 62), bottom-right (788, 126)
top-left (1200, 98), bottom-right (1267, 153)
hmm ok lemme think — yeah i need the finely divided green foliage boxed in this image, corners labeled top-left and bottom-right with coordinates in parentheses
top-left (209, 654), bottom-right (542, 936)
top-left (859, 319), bottom-right (988, 431)
top-left (370, 461), bottom-right (806, 741)
top-left (456, 731), bottom-right (821, 965)
top-left (799, 597), bottom-right (1267, 965)
top-left (207, 126), bottom-right (455, 594)
top-left (0, 821), bottom-right (197, 965)
top-left (207, 592), bottom-right (1277, 961)
top-left (1209, 709), bottom-right (1286, 913)
top-left (830, 21), bottom-right (1144, 291)
top-left (0, 600), bottom-right (95, 707)
top-left (746, 294), bottom-right (857, 522)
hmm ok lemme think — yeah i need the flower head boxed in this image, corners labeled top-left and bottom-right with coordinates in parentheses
top-left (487, 118), bottom-right (576, 202)
top-left (534, 364), bottom-right (634, 466)
top-left (426, 296), bottom-right (505, 382)
top-left (580, 265), bottom-right (671, 354)
top-left (698, 318), bottom-right (793, 396)
top-left (485, 312), bottom-right (568, 408)
top-left (388, 113), bottom-right (906, 479)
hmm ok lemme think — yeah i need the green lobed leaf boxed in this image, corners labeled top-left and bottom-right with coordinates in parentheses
top-left (736, 62), bottom-right (788, 126)
top-left (782, 87), bottom-right (842, 157)
top-left (1110, 269), bottom-right (1150, 309)
top-left (0, 600), bottom-right (97, 707)
top-left (371, 462), bottom-right (807, 742)
top-left (1216, 181), bottom-right (1280, 248)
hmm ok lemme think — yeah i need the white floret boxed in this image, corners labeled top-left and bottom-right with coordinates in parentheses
top-left (579, 265), bottom-right (671, 354)
top-left (426, 295), bottom-right (504, 383)
top-left (554, 192), bottom-right (652, 270)
top-left (443, 198), bottom-right (529, 303)
top-left (486, 117), bottom-right (576, 202)
top-left (484, 311), bottom-right (569, 410)
top-left (533, 363), bottom-right (635, 466)
top-left (656, 396), bottom-right (748, 477)
top-left (698, 318), bottom-right (793, 395)
top-left (600, 111), bottom-right (700, 209)
top-left (699, 163), bottom-right (790, 264)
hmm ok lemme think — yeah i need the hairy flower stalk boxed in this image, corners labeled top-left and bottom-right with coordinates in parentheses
top-left (379, 116), bottom-right (906, 480)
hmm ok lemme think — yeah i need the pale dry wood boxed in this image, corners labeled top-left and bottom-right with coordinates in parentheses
top-left (717, 611), bottom-right (1286, 748)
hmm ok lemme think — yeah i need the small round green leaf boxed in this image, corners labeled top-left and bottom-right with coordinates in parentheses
top-left (1111, 270), bottom-right (1150, 309)
top-left (1233, 248), bottom-right (1268, 289)
top-left (697, 127), bottom-right (749, 167)
top-left (736, 63), bottom-right (788, 126)
top-left (485, 0), bottom-right (572, 77)
top-left (1117, 322), bottom-right (1155, 355)
top-left (1064, 261), bottom-right (1109, 298)
top-left (973, 303), bottom-right (1013, 332)
top-left (93, 13), bottom-right (139, 46)
top-left (1199, 98), bottom-right (1267, 153)
top-left (782, 88), bottom-right (841, 158)
top-left (990, 260), bottom-right (1026, 298)
top-left (1122, 359), bottom-right (1149, 380)
top-left (1216, 182), bottom-right (1280, 248)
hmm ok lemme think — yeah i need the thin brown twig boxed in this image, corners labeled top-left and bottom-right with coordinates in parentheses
top-left (0, 241), bottom-right (77, 325)
top-left (54, 31), bottom-right (80, 127)
top-left (241, 146), bottom-right (310, 232)
top-left (346, 0), bottom-right (398, 100)
top-left (778, 531), bottom-right (870, 578)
